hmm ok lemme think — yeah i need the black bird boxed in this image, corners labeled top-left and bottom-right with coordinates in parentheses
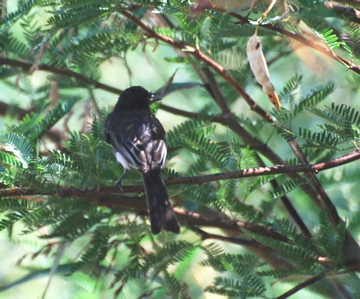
top-left (105, 86), bottom-right (180, 234)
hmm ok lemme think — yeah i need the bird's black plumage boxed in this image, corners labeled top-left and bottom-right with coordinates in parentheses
top-left (105, 86), bottom-right (180, 234)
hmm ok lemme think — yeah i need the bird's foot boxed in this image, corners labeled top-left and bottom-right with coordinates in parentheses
top-left (115, 180), bottom-right (124, 191)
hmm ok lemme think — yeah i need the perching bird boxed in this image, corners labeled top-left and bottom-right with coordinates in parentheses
top-left (105, 86), bottom-right (180, 234)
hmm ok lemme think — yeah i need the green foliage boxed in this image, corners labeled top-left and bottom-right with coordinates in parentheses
top-left (13, 96), bottom-right (78, 142)
top-left (1, 0), bottom-right (360, 298)
top-left (316, 27), bottom-right (351, 52)
top-left (2, 133), bottom-right (36, 168)
top-left (346, 23), bottom-right (360, 59)
top-left (204, 254), bottom-right (266, 297)
top-left (167, 119), bottom-right (230, 171)
top-left (313, 211), bottom-right (347, 265)
top-left (311, 103), bottom-right (360, 145)
top-left (270, 177), bottom-right (307, 199)
top-left (0, 209), bottom-right (29, 232)
top-left (293, 83), bottom-right (335, 117)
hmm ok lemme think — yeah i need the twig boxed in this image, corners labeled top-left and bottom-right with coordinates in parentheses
top-left (204, 5), bottom-right (359, 248)
top-left (259, 0), bottom-right (277, 21)
top-left (191, 226), bottom-right (261, 246)
top-left (159, 104), bottom-right (199, 119)
top-left (117, 8), bottom-right (348, 220)
top-left (275, 273), bottom-right (325, 299)
top-left (10, 192), bottom-right (290, 244)
top-left (254, 154), bottom-right (312, 238)
top-left (120, 9), bottom-right (274, 122)
top-left (191, 226), bottom-right (296, 269)
top-left (329, 0), bottom-right (360, 8)
top-left (0, 57), bottom-right (122, 95)
top-left (1, 149), bottom-right (360, 198)
top-left (0, 53), bottom-right (339, 222)
top-left (201, 67), bottom-right (311, 237)
top-left (325, 2), bottom-right (360, 23)
top-left (224, 11), bottom-right (360, 75)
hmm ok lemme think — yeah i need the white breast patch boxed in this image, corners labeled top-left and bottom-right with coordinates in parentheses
top-left (116, 152), bottom-right (130, 169)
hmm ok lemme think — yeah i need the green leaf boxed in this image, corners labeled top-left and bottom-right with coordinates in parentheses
top-left (2, 133), bottom-right (36, 168)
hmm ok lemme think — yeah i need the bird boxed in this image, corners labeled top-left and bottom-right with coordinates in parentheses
top-left (104, 86), bottom-right (180, 234)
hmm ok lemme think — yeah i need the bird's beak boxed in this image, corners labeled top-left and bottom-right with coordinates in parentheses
top-left (149, 92), bottom-right (163, 103)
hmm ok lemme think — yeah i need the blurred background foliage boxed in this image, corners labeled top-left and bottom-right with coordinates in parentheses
top-left (1, 0), bottom-right (360, 298)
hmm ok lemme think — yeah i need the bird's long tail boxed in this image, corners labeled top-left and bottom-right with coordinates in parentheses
top-left (142, 172), bottom-right (180, 234)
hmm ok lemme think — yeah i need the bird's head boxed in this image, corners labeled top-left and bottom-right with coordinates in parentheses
top-left (114, 86), bottom-right (162, 111)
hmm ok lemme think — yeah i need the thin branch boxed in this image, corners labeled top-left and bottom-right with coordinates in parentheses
top-left (0, 57), bottom-right (122, 95)
top-left (325, 2), bottom-right (360, 23)
top-left (120, 9), bottom-right (274, 122)
top-left (2, 149), bottom-right (359, 198)
top-left (159, 103), bottom-right (199, 119)
top-left (331, 0), bottom-right (360, 8)
top-left (0, 8), bottom-right (354, 253)
top-left (200, 6), bottom-right (359, 245)
top-left (275, 273), bottom-right (325, 299)
top-left (287, 140), bottom-right (342, 227)
top-left (254, 154), bottom-right (312, 238)
top-left (117, 9), bottom-right (347, 223)
top-left (201, 68), bottom-right (231, 114)
top-left (189, 2), bottom-right (360, 74)
top-left (15, 192), bottom-right (290, 244)
top-left (200, 68), bottom-right (311, 237)
top-left (179, 210), bottom-right (290, 243)
top-left (191, 226), bottom-right (259, 246)
top-left (190, 226), bottom-right (296, 269)
top-left (224, 11), bottom-right (360, 75)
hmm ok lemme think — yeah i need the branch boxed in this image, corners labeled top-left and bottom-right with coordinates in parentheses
top-left (159, 103), bottom-right (199, 119)
top-left (332, 0), bottom-right (360, 7)
top-left (193, 6), bottom-right (359, 243)
top-left (325, 2), bottom-right (360, 23)
top-left (189, 2), bottom-right (360, 74)
top-left (2, 149), bottom-right (359, 198)
top-left (117, 10), bottom-right (353, 231)
top-left (190, 227), bottom-right (296, 269)
top-left (254, 154), bottom-right (312, 238)
top-left (0, 29), bottom-right (355, 251)
top-left (171, 149), bottom-right (359, 185)
top-left (199, 68), bottom-right (311, 237)
top-left (0, 58), bottom-right (122, 95)
top-left (276, 273), bottom-right (325, 299)
top-left (12, 192), bottom-right (290, 244)
top-left (120, 9), bottom-right (274, 122)
top-left (226, 12), bottom-right (360, 75)
top-left (0, 55), bottom-right (336, 218)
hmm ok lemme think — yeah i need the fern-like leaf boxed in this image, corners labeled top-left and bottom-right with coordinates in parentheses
top-left (2, 133), bottom-right (36, 168)
top-left (293, 83), bottom-right (335, 117)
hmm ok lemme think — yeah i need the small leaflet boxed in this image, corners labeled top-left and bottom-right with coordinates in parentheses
top-left (246, 29), bottom-right (281, 110)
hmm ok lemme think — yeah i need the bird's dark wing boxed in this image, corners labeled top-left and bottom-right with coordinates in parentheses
top-left (105, 111), bottom-right (167, 173)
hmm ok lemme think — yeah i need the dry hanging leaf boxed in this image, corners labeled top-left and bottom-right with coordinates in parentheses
top-left (247, 30), bottom-right (281, 110)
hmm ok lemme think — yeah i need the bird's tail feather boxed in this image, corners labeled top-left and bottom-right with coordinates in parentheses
top-left (142, 172), bottom-right (180, 234)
